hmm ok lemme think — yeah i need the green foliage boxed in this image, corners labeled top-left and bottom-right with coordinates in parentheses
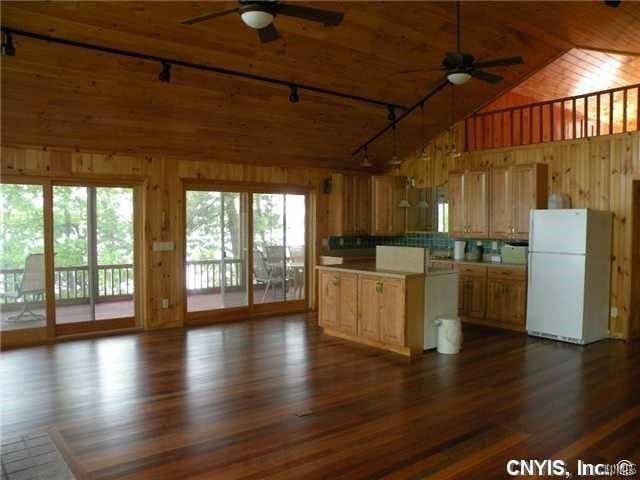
top-left (0, 184), bottom-right (45, 269)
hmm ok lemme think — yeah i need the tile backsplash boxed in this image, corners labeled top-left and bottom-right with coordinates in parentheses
top-left (327, 234), bottom-right (511, 253)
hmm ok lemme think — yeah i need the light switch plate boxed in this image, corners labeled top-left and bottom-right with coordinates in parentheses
top-left (153, 241), bottom-right (175, 252)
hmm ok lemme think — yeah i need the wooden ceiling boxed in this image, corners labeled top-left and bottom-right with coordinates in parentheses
top-left (484, 48), bottom-right (640, 111)
top-left (2, 1), bottom-right (640, 170)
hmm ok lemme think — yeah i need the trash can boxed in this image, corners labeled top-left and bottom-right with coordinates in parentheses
top-left (435, 317), bottom-right (462, 354)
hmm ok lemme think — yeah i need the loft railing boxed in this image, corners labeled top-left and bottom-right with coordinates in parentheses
top-left (0, 259), bottom-right (245, 306)
top-left (465, 83), bottom-right (640, 152)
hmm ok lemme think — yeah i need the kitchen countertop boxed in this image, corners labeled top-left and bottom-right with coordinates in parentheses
top-left (429, 258), bottom-right (527, 269)
top-left (316, 262), bottom-right (426, 279)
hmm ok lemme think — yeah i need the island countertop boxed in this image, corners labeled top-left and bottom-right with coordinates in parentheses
top-left (316, 263), bottom-right (425, 279)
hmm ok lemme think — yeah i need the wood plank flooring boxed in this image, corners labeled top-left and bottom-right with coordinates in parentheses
top-left (1, 314), bottom-right (639, 479)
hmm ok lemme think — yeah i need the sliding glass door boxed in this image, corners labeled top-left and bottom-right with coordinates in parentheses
top-left (185, 187), bottom-right (307, 319)
top-left (185, 190), bottom-right (249, 312)
top-left (53, 185), bottom-right (135, 331)
top-left (252, 193), bottom-right (306, 304)
top-left (0, 183), bottom-right (48, 332)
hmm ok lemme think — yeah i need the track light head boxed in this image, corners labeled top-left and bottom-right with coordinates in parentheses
top-left (2, 31), bottom-right (15, 56)
top-left (158, 62), bottom-right (171, 82)
top-left (387, 105), bottom-right (396, 122)
top-left (289, 84), bottom-right (299, 103)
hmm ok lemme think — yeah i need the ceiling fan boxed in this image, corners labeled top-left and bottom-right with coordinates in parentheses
top-left (399, 1), bottom-right (523, 85)
top-left (180, 0), bottom-right (344, 43)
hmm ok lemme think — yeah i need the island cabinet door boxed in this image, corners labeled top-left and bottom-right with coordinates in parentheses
top-left (358, 275), bottom-right (382, 341)
top-left (380, 278), bottom-right (406, 347)
top-left (338, 273), bottom-right (359, 336)
top-left (319, 271), bottom-right (340, 329)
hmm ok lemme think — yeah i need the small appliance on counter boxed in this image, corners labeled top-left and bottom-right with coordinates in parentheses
top-left (501, 243), bottom-right (528, 264)
top-left (466, 241), bottom-right (483, 261)
top-left (453, 240), bottom-right (466, 260)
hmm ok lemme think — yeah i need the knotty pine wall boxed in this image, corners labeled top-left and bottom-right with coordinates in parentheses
top-left (398, 127), bottom-right (640, 340)
top-left (1, 146), bottom-right (335, 330)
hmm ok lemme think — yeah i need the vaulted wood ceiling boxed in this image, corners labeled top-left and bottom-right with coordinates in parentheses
top-left (2, 1), bottom-right (639, 170)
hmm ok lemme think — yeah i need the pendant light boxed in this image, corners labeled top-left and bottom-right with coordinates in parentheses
top-left (448, 85), bottom-right (461, 158)
top-left (389, 124), bottom-right (402, 166)
top-left (416, 103), bottom-right (430, 209)
top-left (419, 102), bottom-right (430, 162)
top-left (360, 146), bottom-right (372, 167)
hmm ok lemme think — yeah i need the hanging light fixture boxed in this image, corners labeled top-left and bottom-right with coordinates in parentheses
top-left (448, 85), bottom-right (462, 158)
top-left (389, 124), bottom-right (401, 166)
top-left (419, 102), bottom-right (430, 162)
top-left (360, 146), bottom-right (372, 167)
top-left (398, 176), bottom-right (411, 208)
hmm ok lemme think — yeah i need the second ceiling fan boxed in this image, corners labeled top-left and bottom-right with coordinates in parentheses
top-left (399, 1), bottom-right (524, 85)
top-left (181, 0), bottom-right (344, 43)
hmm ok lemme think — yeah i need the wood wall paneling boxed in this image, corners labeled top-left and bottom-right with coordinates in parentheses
top-left (398, 129), bottom-right (640, 340)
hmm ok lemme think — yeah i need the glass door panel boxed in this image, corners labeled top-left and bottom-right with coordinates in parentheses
top-left (53, 185), bottom-right (135, 325)
top-left (186, 191), bottom-right (248, 312)
top-left (285, 194), bottom-right (306, 301)
top-left (0, 184), bottom-right (47, 331)
top-left (252, 193), bottom-right (306, 304)
top-left (253, 194), bottom-right (286, 304)
top-left (96, 187), bottom-right (134, 319)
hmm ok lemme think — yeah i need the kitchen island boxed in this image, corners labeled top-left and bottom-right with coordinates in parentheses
top-left (316, 264), bottom-right (426, 357)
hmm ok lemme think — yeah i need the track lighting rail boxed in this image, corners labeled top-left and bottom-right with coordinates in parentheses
top-left (352, 77), bottom-right (449, 156)
top-left (0, 26), bottom-right (406, 111)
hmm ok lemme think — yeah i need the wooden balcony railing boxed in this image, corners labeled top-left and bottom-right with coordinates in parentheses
top-left (0, 259), bottom-right (245, 306)
top-left (465, 83), bottom-right (640, 152)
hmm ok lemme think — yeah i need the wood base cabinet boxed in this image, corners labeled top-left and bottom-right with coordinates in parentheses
top-left (452, 263), bottom-right (527, 332)
top-left (317, 267), bottom-right (424, 356)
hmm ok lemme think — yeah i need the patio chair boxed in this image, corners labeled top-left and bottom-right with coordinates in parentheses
top-left (0, 253), bottom-right (46, 322)
top-left (287, 246), bottom-right (305, 298)
top-left (253, 249), bottom-right (284, 302)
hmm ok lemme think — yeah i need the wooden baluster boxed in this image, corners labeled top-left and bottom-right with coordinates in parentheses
top-left (561, 101), bottom-right (565, 141)
top-left (584, 96), bottom-right (589, 138)
top-left (519, 108), bottom-right (523, 146)
top-left (539, 105), bottom-right (543, 143)
top-left (510, 110), bottom-right (514, 147)
top-left (549, 103), bottom-right (554, 142)
top-left (623, 88), bottom-right (628, 133)
top-left (572, 98), bottom-right (577, 139)
top-left (609, 91), bottom-right (613, 135)
top-left (596, 94), bottom-right (601, 136)
top-left (529, 106), bottom-right (533, 144)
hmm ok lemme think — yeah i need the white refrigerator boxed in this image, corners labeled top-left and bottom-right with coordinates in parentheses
top-left (526, 209), bottom-right (612, 344)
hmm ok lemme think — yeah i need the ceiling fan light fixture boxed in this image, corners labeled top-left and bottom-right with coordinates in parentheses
top-left (240, 6), bottom-right (275, 29)
top-left (447, 71), bottom-right (471, 85)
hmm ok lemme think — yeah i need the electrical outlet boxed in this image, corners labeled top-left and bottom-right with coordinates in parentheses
top-left (162, 298), bottom-right (169, 309)
top-left (610, 307), bottom-right (618, 318)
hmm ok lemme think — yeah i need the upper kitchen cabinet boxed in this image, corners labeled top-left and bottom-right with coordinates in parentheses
top-left (371, 176), bottom-right (406, 236)
top-left (490, 164), bottom-right (548, 239)
top-left (327, 173), bottom-right (371, 236)
top-left (449, 170), bottom-right (489, 238)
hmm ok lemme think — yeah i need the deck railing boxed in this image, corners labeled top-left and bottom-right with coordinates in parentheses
top-left (465, 83), bottom-right (640, 152)
top-left (0, 259), bottom-right (245, 305)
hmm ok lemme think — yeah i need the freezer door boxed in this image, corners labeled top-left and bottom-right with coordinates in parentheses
top-left (529, 209), bottom-right (587, 254)
top-left (526, 252), bottom-right (585, 340)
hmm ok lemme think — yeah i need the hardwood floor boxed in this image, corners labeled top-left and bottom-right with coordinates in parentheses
top-left (1, 314), bottom-right (639, 479)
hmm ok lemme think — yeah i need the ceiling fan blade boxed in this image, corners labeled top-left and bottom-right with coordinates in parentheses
top-left (181, 8), bottom-right (239, 25)
top-left (275, 3), bottom-right (344, 26)
top-left (258, 23), bottom-right (281, 43)
top-left (470, 69), bottom-right (503, 84)
top-left (473, 56), bottom-right (524, 69)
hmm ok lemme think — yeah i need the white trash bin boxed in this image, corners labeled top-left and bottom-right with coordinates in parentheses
top-left (435, 317), bottom-right (462, 354)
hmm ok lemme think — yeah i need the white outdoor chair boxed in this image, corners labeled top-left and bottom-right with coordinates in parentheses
top-left (0, 253), bottom-right (46, 322)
